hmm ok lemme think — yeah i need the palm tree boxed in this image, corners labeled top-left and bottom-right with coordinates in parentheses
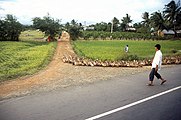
top-left (142, 12), bottom-right (150, 27)
top-left (150, 11), bottom-right (166, 30)
top-left (163, 0), bottom-right (181, 29)
top-left (112, 17), bottom-right (120, 32)
top-left (176, 11), bottom-right (181, 29)
top-left (121, 14), bottom-right (132, 31)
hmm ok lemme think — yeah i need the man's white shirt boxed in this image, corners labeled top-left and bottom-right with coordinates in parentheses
top-left (152, 50), bottom-right (162, 70)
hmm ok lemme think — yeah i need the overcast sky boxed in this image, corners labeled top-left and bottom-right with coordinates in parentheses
top-left (0, 0), bottom-right (172, 25)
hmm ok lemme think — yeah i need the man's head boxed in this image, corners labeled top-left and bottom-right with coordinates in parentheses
top-left (155, 44), bottom-right (161, 51)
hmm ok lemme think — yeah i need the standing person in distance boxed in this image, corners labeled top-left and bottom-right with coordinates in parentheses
top-left (148, 44), bottom-right (166, 86)
top-left (124, 45), bottom-right (129, 53)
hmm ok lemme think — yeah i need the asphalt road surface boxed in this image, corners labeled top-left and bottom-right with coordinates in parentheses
top-left (0, 65), bottom-right (181, 120)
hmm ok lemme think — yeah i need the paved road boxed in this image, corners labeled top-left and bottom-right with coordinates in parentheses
top-left (0, 65), bottom-right (181, 120)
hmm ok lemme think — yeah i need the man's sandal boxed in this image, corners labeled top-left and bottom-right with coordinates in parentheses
top-left (147, 83), bottom-right (154, 86)
top-left (161, 80), bottom-right (167, 85)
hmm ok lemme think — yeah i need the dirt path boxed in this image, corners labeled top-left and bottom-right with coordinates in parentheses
top-left (0, 36), bottom-right (150, 100)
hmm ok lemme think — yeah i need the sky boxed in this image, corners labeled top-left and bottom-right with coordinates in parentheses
top-left (0, 0), bottom-right (172, 25)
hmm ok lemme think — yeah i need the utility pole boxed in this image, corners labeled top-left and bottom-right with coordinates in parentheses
top-left (84, 21), bottom-right (86, 30)
top-left (110, 19), bottom-right (114, 40)
top-left (111, 19), bottom-right (113, 33)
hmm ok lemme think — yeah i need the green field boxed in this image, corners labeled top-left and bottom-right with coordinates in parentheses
top-left (73, 40), bottom-right (181, 61)
top-left (0, 40), bottom-right (56, 81)
top-left (19, 30), bottom-right (45, 41)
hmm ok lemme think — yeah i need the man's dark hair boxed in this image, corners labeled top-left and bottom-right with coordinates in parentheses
top-left (155, 44), bottom-right (161, 50)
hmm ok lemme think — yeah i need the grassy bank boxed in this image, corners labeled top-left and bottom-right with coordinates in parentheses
top-left (73, 40), bottom-right (181, 61)
top-left (0, 41), bottom-right (57, 81)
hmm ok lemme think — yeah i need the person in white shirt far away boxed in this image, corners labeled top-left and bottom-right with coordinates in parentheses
top-left (148, 44), bottom-right (166, 86)
top-left (124, 45), bottom-right (129, 53)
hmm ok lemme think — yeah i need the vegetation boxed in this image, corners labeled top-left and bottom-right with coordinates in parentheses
top-left (0, 14), bottom-right (22, 41)
top-left (163, 0), bottom-right (181, 30)
top-left (150, 12), bottom-right (166, 30)
top-left (81, 31), bottom-right (173, 40)
top-left (1, 1), bottom-right (180, 42)
top-left (32, 14), bottom-right (61, 40)
top-left (85, 14), bottom-right (133, 33)
top-left (73, 40), bottom-right (181, 61)
top-left (65, 20), bottom-right (83, 41)
top-left (19, 30), bottom-right (45, 41)
top-left (85, 1), bottom-right (181, 37)
top-left (121, 14), bottom-right (133, 31)
top-left (0, 30), bottom-right (57, 81)
top-left (0, 0), bottom-right (180, 82)
top-left (138, 0), bottom-right (181, 34)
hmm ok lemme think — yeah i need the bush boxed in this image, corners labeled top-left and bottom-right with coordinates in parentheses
top-left (69, 27), bottom-right (82, 40)
top-left (92, 32), bottom-right (99, 40)
top-left (81, 31), bottom-right (176, 40)
top-left (117, 54), bottom-right (140, 61)
top-left (171, 49), bottom-right (178, 53)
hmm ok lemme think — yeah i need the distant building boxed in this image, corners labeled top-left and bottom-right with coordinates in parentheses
top-left (84, 26), bottom-right (94, 30)
top-left (159, 29), bottom-right (181, 38)
top-left (176, 30), bottom-right (181, 34)
top-left (176, 30), bottom-right (181, 37)
top-left (162, 29), bottom-right (175, 35)
top-left (125, 27), bottom-right (136, 32)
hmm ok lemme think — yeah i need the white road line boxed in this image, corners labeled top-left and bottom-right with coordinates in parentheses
top-left (85, 86), bottom-right (181, 120)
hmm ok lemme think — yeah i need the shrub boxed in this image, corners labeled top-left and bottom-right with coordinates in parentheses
top-left (171, 49), bottom-right (178, 53)
top-left (81, 31), bottom-right (175, 40)
top-left (117, 54), bottom-right (140, 61)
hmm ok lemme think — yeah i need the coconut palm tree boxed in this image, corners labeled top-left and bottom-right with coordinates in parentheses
top-left (121, 14), bottom-right (132, 31)
top-left (175, 11), bottom-right (181, 29)
top-left (150, 11), bottom-right (166, 30)
top-left (142, 12), bottom-right (150, 27)
top-left (163, 0), bottom-right (181, 29)
top-left (112, 17), bottom-right (120, 32)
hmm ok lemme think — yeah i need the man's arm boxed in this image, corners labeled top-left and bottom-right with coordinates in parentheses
top-left (155, 65), bottom-right (158, 71)
top-left (154, 52), bottom-right (160, 71)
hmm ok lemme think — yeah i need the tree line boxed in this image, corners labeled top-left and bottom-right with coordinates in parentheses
top-left (0, 0), bottom-right (180, 41)
top-left (88, 0), bottom-right (181, 34)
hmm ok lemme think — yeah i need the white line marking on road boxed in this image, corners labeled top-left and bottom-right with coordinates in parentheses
top-left (85, 86), bottom-right (181, 120)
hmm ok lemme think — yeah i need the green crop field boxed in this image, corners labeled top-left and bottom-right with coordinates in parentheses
top-left (19, 30), bottom-right (45, 41)
top-left (73, 40), bottom-right (181, 61)
top-left (0, 30), bottom-right (57, 81)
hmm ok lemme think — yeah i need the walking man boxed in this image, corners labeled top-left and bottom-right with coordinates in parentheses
top-left (148, 44), bottom-right (166, 86)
